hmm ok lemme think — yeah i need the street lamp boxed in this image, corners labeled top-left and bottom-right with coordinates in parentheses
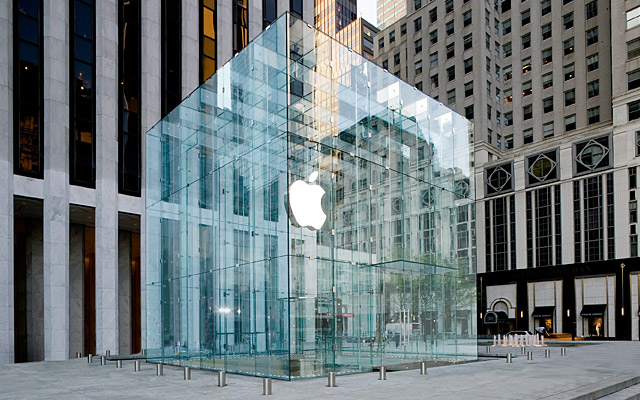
top-left (621, 264), bottom-right (625, 316)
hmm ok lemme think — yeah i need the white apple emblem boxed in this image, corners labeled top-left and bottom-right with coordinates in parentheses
top-left (289, 171), bottom-right (326, 230)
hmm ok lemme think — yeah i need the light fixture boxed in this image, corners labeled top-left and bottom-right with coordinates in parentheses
top-left (520, 311), bottom-right (523, 318)
top-left (218, 307), bottom-right (231, 314)
top-left (480, 312), bottom-right (483, 319)
top-left (621, 307), bottom-right (625, 316)
top-left (567, 309), bottom-right (570, 317)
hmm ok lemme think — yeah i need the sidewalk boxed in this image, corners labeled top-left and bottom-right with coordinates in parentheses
top-left (0, 342), bottom-right (639, 399)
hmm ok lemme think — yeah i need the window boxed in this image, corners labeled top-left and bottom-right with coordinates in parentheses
top-left (446, 43), bottom-right (455, 59)
top-left (504, 65), bottom-right (512, 80)
top-left (628, 38), bottom-right (640, 59)
top-left (201, 0), bottom-right (217, 82)
top-left (587, 106), bottom-right (600, 124)
top-left (465, 82), bottom-right (474, 97)
top-left (465, 105), bottom-right (474, 119)
top-left (486, 33), bottom-right (491, 49)
top-left (502, 0), bottom-right (511, 13)
top-left (586, 53), bottom-right (599, 72)
top-left (585, 1), bottom-right (597, 20)
top-left (120, 0), bottom-right (142, 195)
top-left (541, 0), bottom-right (551, 16)
top-left (503, 19), bottom-right (511, 34)
top-left (416, 81), bottom-right (423, 91)
top-left (415, 0), bottom-right (421, 11)
top-left (524, 128), bottom-right (533, 144)
top-left (505, 111), bottom-right (513, 126)
top-left (628, 7), bottom-right (640, 30)
top-left (522, 80), bottom-right (532, 96)
top-left (543, 122), bottom-right (554, 138)
top-left (504, 41), bottom-right (512, 57)
top-left (394, 53), bottom-right (400, 65)
top-left (430, 52), bottom-right (438, 68)
top-left (485, 8), bottom-right (490, 26)
top-left (378, 37), bottom-right (384, 49)
top-left (70, 0), bottom-right (96, 187)
top-left (565, 114), bottom-right (576, 131)
top-left (564, 38), bottom-right (574, 55)
top-left (587, 80), bottom-right (599, 98)
top-left (487, 56), bottom-right (491, 72)
top-left (263, 0), bottom-right (276, 28)
top-left (564, 63), bottom-right (574, 80)
top-left (563, 12), bottom-right (574, 30)
top-left (429, 30), bottom-right (437, 44)
top-left (629, 69), bottom-right (640, 90)
top-left (464, 57), bottom-right (473, 73)
top-left (495, 41), bottom-right (500, 57)
top-left (290, 0), bottom-right (303, 17)
top-left (415, 39), bottom-right (423, 53)
top-left (464, 10), bottom-right (472, 26)
top-left (464, 34), bottom-right (473, 50)
top-left (446, 20), bottom-right (454, 35)
top-left (542, 97), bottom-right (553, 113)
top-left (14, 0), bottom-right (44, 178)
top-left (447, 66), bottom-right (455, 81)
top-left (445, 0), bottom-right (453, 13)
top-left (429, 8), bottom-right (437, 23)
top-left (415, 17), bottom-right (422, 32)
top-left (504, 88), bottom-right (513, 103)
top-left (630, 100), bottom-right (640, 121)
top-left (563, 0), bottom-right (572, 4)
top-left (522, 57), bottom-right (531, 73)
top-left (541, 23), bottom-right (551, 40)
top-left (495, 18), bottom-right (500, 34)
top-left (401, 23), bottom-right (407, 35)
top-left (415, 60), bottom-right (423, 75)
top-left (485, 163), bottom-right (513, 195)
top-left (521, 9), bottom-right (530, 25)
top-left (389, 31), bottom-right (396, 43)
top-left (522, 33), bottom-right (531, 49)
top-left (382, 60), bottom-right (388, 69)
top-left (505, 135), bottom-right (513, 149)
top-left (586, 27), bottom-right (598, 46)
top-left (542, 72), bottom-right (553, 88)
top-left (523, 104), bottom-right (533, 120)
top-left (430, 74), bottom-right (439, 89)
top-left (162, 0), bottom-right (182, 117)
top-left (447, 89), bottom-right (456, 105)
top-left (233, 0), bottom-right (248, 54)
top-left (574, 135), bottom-right (611, 174)
top-left (565, 89), bottom-right (575, 106)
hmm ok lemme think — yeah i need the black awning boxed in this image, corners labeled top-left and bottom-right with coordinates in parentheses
top-left (580, 304), bottom-right (607, 317)
top-left (531, 306), bottom-right (555, 318)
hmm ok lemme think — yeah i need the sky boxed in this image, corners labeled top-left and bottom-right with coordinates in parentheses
top-left (357, 0), bottom-right (378, 26)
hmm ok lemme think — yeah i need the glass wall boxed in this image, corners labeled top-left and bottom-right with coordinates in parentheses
top-left (146, 13), bottom-right (476, 380)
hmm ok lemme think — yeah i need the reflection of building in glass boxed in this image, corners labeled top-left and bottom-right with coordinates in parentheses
top-left (146, 13), bottom-right (476, 379)
top-left (335, 18), bottom-right (379, 60)
top-left (376, 0), bottom-right (408, 30)
top-left (316, 0), bottom-right (358, 36)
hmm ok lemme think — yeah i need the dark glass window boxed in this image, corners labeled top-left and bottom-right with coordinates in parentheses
top-left (233, 168), bottom-right (250, 217)
top-left (554, 185), bottom-right (562, 265)
top-left (119, 0), bottom-right (141, 196)
top-left (263, 0), bottom-right (276, 28)
top-left (70, 0), bottom-right (96, 187)
top-left (201, 0), bottom-right (216, 83)
top-left (493, 197), bottom-right (509, 271)
top-left (573, 180), bottom-right (581, 263)
top-left (290, 0), bottom-right (303, 18)
top-left (234, 0), bottom-right (249, 54)
top-left (414, 17), bottom-right (422, 32)
top-left (583, 176), bottom-right (603, 262)
top-left (535, 187), bottom-right (553, 267)
top-left (606, 173), bottom-right (614, 259)
top-left (162, 0), bottom-right (182, 116)
top-left (14, 0), bottom-right (44, 178)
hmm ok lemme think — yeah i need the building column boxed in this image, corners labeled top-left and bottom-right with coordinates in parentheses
top-left (94, 0), bottom-right (119, 355)
top-left (0, 0), bottom-right (14, 364)
top-left (43, 0), bottom-right (70, 361)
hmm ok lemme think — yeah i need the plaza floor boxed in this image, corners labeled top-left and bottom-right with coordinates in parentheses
top-left (1, 341), bottom-right (639, 399)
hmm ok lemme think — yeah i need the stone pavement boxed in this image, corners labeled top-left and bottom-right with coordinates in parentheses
top-left (0, 342), bottom-right (639, 399)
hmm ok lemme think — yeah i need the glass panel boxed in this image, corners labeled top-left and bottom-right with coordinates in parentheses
top-left (146, 13), bottom-right (476, 380)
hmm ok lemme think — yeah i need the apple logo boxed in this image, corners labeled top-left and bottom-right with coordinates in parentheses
top-left (288, 171), bottom-right (326, 230)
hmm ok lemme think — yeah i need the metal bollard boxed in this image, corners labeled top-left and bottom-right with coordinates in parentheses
top-left (88, 354), bottom-right (93, 363)
top-left (545, 349), bottom-right (550, 359)
top-left (420, 361), bottom-right (427, 375)
top-left (506, 353), bottom-right (512, 363)
top-left (527, 351), bottom-right (533, 361)
top-left (486, 346), bottom-right (491, 353)
top-left (101, 356), bottom-right (106, 365)
top-left (379, 366), bottom-right (387, 380)
top-left (218, 371), bottom-right (227, 387)
top-left (561, 348), bottom-right (566, 356)
top-left (263, 377), bottom-right (273, 396)
top-left (105, 350), bottom-right (110, 357)
top-left (141, 349), bottom-right (147, 357)
top-left (184, 366), bottom-right (191, 380)
top-left (76, 352), bottom-right (82, 358)
top-left (327, 371), bottom-right (337, 387)
top-left (521, 347), bottom-right (526, 355)
top-left (156, 364), bottom-right (163, 376)
top-left (134, 360), bottom-right (141, 372)
top-left (116, 360), bottom-right (122, 368)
